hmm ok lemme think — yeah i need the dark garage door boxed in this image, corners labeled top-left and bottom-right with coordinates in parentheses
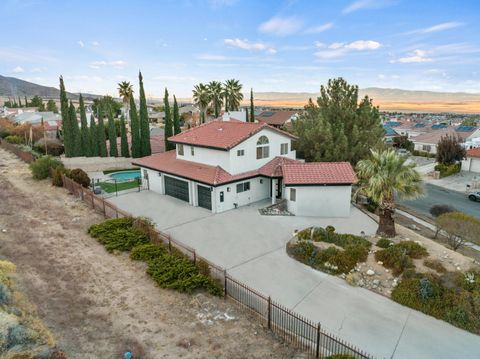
top-left (164, 176), bottom-right (189, 202)
top-left (197, 185), bottom-right (212, 210)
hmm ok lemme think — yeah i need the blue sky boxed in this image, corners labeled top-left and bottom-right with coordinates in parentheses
top-left (1, 0), bottom-right (479, 98)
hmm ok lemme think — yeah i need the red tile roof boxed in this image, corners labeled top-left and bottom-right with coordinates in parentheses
top-left (168, 120), bottom-right (296, 150)
top-left (283, 162), bottom-right (357, 185)
top-left (467, 147), bottom-right (480, 158)
top-left (108, 134), bottom-right (165, 156)
top-left (256, 111), bottom-right (298, 126)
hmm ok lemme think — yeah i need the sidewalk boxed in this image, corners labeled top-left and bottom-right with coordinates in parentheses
top-left (424, 171), bottom-right (480, 193)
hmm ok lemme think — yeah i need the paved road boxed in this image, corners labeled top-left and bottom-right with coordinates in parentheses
top-left (400, 183), bottom-right (479, 219)
top-left (110, 191), bottom-right (480, 359)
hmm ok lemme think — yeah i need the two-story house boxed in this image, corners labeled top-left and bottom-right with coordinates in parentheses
top-left (133, 119), bottom-right (356, 217)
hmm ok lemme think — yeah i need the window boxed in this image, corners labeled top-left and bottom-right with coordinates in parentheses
top-left (236, 181), bottom-right (250, 193)
top-left (237, 149), bottom-right (245, 156)
top-left (422, 145), bottom-right (431, 152)
top-left (290, 188), bottom-right (296, 202)
top-left (178, 144), bottom-right (184, 156)
top-left (191, 146), bottom-right (195, 156)
top-left (280, 143), bottom-right (288, 155)
top-left (256, 135), bottom-right (270, 159)
top-left (220, 191), bottom-right (224, 202)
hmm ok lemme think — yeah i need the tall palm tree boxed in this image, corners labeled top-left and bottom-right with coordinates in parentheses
top-left (207, 81), bottom-right (223, 118)
top-left (222, 79), bottom-right (243, 112)
top-left (356, 149), bottom-right (423, 237)
top-left (117, 81), bottom-right (133, 121)
top-left (192, 83), bottom-right (211, 124)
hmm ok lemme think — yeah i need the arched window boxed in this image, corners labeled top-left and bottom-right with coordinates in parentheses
top-left (256, 135), bottom-right (270, 159)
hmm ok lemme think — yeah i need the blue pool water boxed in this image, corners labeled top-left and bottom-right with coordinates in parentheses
top-left (109, 170), bottom-right (141, 181)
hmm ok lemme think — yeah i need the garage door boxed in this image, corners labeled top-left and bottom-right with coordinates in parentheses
top-left (197, 185), bottom-right (212, 210)
top-left (164, 176), bottom-right (189, 202)
top-left (471, 158), bottom-right (480, 173)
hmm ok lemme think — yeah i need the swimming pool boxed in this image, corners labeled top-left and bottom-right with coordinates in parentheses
top-left (109, 170), bottom-right (141, 181)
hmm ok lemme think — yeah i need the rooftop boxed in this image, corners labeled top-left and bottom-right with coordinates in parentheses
top-left (412, 126), bottom-right (477, 144)
top-left (466, 147), bottom-right (480, 158)
top-left (283, 162), bottom-right (357, 185)
top-left (256, 110), bottom-right (298, 126)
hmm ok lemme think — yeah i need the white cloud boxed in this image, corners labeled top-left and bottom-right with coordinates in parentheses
top-left (305, 22), bottom-right (333, 34)
top-left (208, 0), bottom-right (238, 8)
top-left (12, 66), bottom-right (24, 73)
top-left (91, 41), bottom-right (100, 47)
top-left (77, 40), bottom-right (84, 48)
top-left (258, 16), bottom-right (303, 36)
top-left (314, 41), bottom-right (326, 48)
top-left (392, 49), bottom-right (432, 63)
top-left (316, 40), bottom-right (381, 59)
top-left (224, 38), bottom-right (276, 54)
top-left (89, 60), bottom-right (127, 69)
top-left (409, 22), bottom-right (464, 34)
top-left (196, 54), bottom-right (228, 61)
top-left (343, 0), bottom-right (396, 14)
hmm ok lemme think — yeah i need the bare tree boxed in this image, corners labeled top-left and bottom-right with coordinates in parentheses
top-left (435, 212), bottom-right (480, 251)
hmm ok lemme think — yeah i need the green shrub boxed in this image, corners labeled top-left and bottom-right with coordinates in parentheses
top-left (196, 258), bottom-right (211, 277)
top-left (376, 238), bottom-right (393, 248)
top-left (29, 155), bottom-right (63, 180)
top-left (395, 241), bottom-right (429, 258)
top-left (96, 228), bottom-right (149, 252)
top-left (326, 355), bottom-right (356, 359)
top-left (296, 228), bottom-right (311, 241)
top-left (88, 217), bottom-right (134, 238)
top-left (375, 242), bottom-right (424, 275)
top-left (130, 243), bottom-right (166, 261)
top-left (5, 135), bottom-right (23, 144)
top-left (311, 227), bottom-right (371, 250)
top-left (7, 325), bottom-right (39, 348)
top-left (68, 168), bottom-right (90, 188)
top-left (34, 139), bottom-right (64, 156)
top-left (0, 283), bottom-right (11, 304)
top-left (51, 166), bottom-right (65, 187)
top-left (434, 163), bottom-right (461, 178)
top-left (412, 150), bottom-right (436, 158)
top-left (424, 259), bottom-right (446, 273)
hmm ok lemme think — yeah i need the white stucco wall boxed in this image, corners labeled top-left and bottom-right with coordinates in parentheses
top-left (286, 185), bottom-right (352, 217)
top-left (213, 177), bottom-right (271, 213)
top-left (176, 145), bottom-right (231, 170)
top-left (462, 157), bottom-right (480, 173)
top-left (414, 142), bottom-right (437, 154)
top-left (142, 168), bottom-right (164, 193)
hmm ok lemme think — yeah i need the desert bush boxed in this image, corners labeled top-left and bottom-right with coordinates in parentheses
top-left (434, 163), bottom-right (461, 178)
top-left (0, 283), bottom-right (11, 305)
top-left (67, 168), bottom-right (90, 188)
top-left (429, 204), bottom-right (456, 218)
top-left (311, 227), bottom-right (371, 250)
top-left (88, 217), bottom-right (134, 238)
top-left (196, 258), bottom-right (211, 277)
top-left (376, 238), bottom-right (393, 248)
top-left (375, 241), bottom-right (428, 275)
top-left (7, 325), bottom-right (39, 348)
top-left (51, 167), bottom-right (66, 187)
top-left (395, 241), bottom-right (429, 258)
top-left (34, 138), bottom-right (64, 156)
top-left (130, 243), bottom-right (166, 261)
top-left (296, 228), bottom-right (312, 241)
top-left (29, 156), bottom-right (63, 180)
top-left (412, 150), bottom-right (436, 158)
top-left (96, 228), bottom-right (149, 252)
top-left (435, 212), bottom-right (480, 251)
top-left (424, 259), bottom-right (446, 273)
top-left (5, 135), bottom-right (23, 144)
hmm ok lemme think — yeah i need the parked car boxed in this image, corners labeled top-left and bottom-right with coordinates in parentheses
top-left (397, 148), bottom-right (410, 156)
top-left (468, 192), bottom-right (480, 202)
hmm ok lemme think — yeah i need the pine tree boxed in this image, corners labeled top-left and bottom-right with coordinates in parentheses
top-left (163, 88), bottom-right (173, 151)
top-left (138, 71), bottom-right (151, 156)
top-left (89, 114), bottom-right (99, 157)
top-left (79, 94), bottom-right (90, 156)
top-left (59, 76), bottom-right (72, 157)
top-left (120, 115), bottom-right (130, 157)
top-left (250, 88), bottom-right (255, 122)
top-left (97, 113), bottom-right (107, 157)
top-left (69, 101), bottom-right (82, 156)
top-left (129, 96), bottom-right (141, 158)
top-left (173, 95), bottom-right (181, 135)
top-left (107, 106), bottom-right (118, 157)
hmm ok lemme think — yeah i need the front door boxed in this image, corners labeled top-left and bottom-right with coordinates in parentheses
top-left (276, 178), bottom-right (282, 199)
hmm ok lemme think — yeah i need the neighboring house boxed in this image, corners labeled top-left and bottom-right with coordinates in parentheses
top-left (109, 134), bottom-right (165, 156)
top-left (42, 120), bottom-right (61, 138)
top-left (384, 125), bottom-right (400, 145)
top-left (148, 111), bottom-right (165, 123)
top-left (14, 111), bottom-right (60, 125)
top-left (412, 125), bottom-right (480, 154)
top-left (394, 122), bottom-right (432, 138)
top-left (256, 110), bottom-right (298, 128)
top-left (462, 148), bottom-right (480, 173)
top-left (133, 119), bottom-right (356, 217)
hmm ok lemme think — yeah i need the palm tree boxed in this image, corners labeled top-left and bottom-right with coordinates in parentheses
top-left (222, 79), bottom-right (243, 112)
top-left (192, 83), bottom-right (211, 124)
top-left (207, 81), bottom-right (223, 118)
top-left (118, 81), bottom-right (133, 121)
top-left (356, 149), bottom-right (423, 237)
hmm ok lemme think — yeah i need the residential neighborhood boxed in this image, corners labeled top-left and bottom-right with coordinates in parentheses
top-left (1, 1), bottom-right (480, 359)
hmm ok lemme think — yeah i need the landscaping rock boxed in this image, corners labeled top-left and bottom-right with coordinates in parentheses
top-left (373, 279), bottom-right (380, 286)
top-left (366, 269), bottom-right (375, 276)
top-left (377, 261), bottom-right (383, 265)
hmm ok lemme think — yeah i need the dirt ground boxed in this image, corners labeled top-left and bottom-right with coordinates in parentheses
top-left (0, 148), bottom-right (301, 359)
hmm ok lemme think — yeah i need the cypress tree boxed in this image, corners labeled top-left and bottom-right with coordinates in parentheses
top-left (107, 106), bottom-right (118, 157)
top-left (79, 94), bottom-right (89, 156)
top-left (120, 115), bottom-right (130, 157)
top-left (250, 88), bottom-right (255, 122)
top-left (138, 71), bottom-right (151, 156)
top-left (69, 101), bottom-right (82, 156)
top-left (173, 95), bottom-right (181, 135)
top-left (18, 97), bottom-right (22, 108)
top-left (24, 96), bottom-right (28, 107)
top-left (89, 114), bottom-right (98, 156)
top-left (129, 96), bottom-right (141, 158)
top-left (245, 108), bottom-right (249, 123)
top-left (59, 76), bottom-right (72, 157)
top-left (97, 113), bottom-right (107, 157)
top-left (163, 88), bottom-right (173, 151)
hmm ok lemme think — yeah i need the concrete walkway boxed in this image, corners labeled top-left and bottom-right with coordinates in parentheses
top-left (109, 191), bottom-right (480, 359)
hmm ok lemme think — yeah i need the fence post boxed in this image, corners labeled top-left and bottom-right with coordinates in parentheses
top-left (102, 197), bottom-right (106, 217)
top-left (223, 270), bottom-right (227, 298)
top-left (193, 250), bottom-right (196, 265)
top-left (267, 296), bottom-right (271, 330)
top-left (91, 192), bottom-right (95, 209)
top-left (316, 323), bottom-right (321, 358)
top-left (168, 237), bottom-right (172, 253)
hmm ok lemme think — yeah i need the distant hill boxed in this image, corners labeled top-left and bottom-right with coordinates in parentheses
top-left (0, 75), bottom-right (98, 100)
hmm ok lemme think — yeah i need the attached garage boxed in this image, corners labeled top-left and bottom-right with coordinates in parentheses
top-left (164, 176), bottom-right (189, 202)
top-left (197, 185), bottom-right (212, 210)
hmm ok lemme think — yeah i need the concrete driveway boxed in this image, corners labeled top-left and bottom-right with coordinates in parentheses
top-left (109, 191), bottom-right (480, 359)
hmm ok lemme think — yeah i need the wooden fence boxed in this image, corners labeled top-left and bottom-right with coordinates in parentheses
top-left (60, 174), bottom-right (374, 359)
top-left (0, 138), bottom-right (36, 163)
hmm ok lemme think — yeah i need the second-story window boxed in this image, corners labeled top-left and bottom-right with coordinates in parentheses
top-left (280, 143), bottom-right (288, 155)
top-left (178, 144), bottom-right (184, 156)
top-left (237, 149), bottom-right (245, 156)
top-left (256, 135), bottom-right (269, 159)
top-left (191, 146), bottom-right (195, 156)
